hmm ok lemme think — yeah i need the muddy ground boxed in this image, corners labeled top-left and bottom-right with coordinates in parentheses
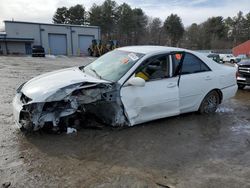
top-left (0, 56), bottom-right (250, 188)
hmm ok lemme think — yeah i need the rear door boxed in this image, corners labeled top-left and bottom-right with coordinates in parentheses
top-left (172, 52), bottom-right (214, 113)
top-left (121, 54), bottom-right (180, 126)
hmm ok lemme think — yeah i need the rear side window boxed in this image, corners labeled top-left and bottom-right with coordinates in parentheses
top-left (173, 53), bottom-right (210, 75)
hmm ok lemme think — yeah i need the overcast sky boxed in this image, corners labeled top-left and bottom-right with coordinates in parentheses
top-left (0, 0), bottom-right (249, 30)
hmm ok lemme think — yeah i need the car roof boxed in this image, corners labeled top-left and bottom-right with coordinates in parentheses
top-left (116, 45), bottom-right (225, 71)
top-left (117, 45), bottom-right (186, 54)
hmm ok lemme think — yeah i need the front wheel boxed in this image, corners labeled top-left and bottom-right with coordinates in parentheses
top-left (199, 91), bottom-right (220, 114)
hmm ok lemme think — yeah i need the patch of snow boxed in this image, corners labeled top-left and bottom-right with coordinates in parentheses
top-left (216, 107), bottom-right (234, 113)
top-left (57, 55), bottom-right (69, 59)
top-left (45, 55), bottom-right (56, 59)
top-left (67, 127), bottom-right (77, 134)
top-left (87, 57), bottom-right (96, 60)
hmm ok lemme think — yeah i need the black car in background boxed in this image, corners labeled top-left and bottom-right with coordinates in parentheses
top-left (236, 59), bottom-right (250, 89)
top-left (32, 45), bottom-right (45, 57)
top-left (207, 53), bottom-right (221, 63)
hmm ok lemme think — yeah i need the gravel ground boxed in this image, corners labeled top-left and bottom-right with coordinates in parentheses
top-left (0, 56), bottom-right (250, 188)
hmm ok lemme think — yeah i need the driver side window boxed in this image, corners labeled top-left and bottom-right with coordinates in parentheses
top-left (135, 55), bottom-right (170, 81)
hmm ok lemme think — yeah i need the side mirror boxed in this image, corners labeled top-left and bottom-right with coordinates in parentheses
top-left (127, 77), bottom-right (145, 87)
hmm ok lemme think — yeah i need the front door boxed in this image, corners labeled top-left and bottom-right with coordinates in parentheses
top-left (120, 54), bottom-right (180, 126)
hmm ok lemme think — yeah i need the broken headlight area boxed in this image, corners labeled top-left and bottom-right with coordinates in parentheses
top-left (19, 100), bottom-right (79, 132)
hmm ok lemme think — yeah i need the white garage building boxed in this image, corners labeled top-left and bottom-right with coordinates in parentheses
top-left (0, 21), bottom-right (100, 56)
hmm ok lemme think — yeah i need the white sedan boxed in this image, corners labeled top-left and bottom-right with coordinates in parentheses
top-left (13, 46), bottom-right (237, 132)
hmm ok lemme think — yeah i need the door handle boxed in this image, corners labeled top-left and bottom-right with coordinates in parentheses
top-left (204, 76), bottom-right (212, 80)
top-left (167, 83), bottom-right (176, 88)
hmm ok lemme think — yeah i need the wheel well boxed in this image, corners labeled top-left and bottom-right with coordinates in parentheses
top-left (212, 89), bottom-right (223, 104)
top-left (198, 89), bottom-right (223, 113)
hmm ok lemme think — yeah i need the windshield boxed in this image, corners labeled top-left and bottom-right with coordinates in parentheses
top-left (84, 50), bottom-right (144, 82)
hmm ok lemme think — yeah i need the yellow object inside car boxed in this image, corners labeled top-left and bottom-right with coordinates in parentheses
top-left (135, 72), bottom-right (149, 81)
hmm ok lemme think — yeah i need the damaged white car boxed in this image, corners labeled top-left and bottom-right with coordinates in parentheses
top-left (13, 46), bottom-right (237, 132)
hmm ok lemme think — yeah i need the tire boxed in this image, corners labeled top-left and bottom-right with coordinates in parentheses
top-left (230, 60), bottom-right (235, 64)
top-left (199, 91), bottom-right (220, 114)
top-left (238, 84), bottom-right (245, 90)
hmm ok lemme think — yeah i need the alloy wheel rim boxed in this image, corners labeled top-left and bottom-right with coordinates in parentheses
top-left (204, 95), bottom-right (217, 113)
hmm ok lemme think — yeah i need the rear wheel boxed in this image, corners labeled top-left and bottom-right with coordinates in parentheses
top-left (199, 91), bottom-right (220, 114)
top-left (230, 59), bottom-right (235, 64)
top-left (238, 84), bottom-right (245, 89)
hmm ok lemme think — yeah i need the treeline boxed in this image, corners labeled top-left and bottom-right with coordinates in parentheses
top-left (52, 0), bottom-right (250, 49)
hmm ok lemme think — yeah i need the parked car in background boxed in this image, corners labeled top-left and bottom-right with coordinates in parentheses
top-left (221, 54), bottom-right (237, 63)
top-left (236, 59), bottom-right (250, 89)
top-left (13, 46), bottom-right (238, 132)
top-left (236, 54), bottom-right (248, 62)
top-left (32, 45), bottom-right (45, 57)
top-left (207, 53), bottom-right (221, 63)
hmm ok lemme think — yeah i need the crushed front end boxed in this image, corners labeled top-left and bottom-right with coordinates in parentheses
top-left (13, 82), bottom-right (128, 132)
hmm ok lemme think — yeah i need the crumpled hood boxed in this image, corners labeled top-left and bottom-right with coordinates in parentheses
top-left (21, 67), bottom-right (109, 102)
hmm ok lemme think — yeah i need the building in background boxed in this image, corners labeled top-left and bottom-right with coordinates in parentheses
top-left (232, 40), bottom-right (250, 57)
top-left (0, 21), bottom-right (100, 56)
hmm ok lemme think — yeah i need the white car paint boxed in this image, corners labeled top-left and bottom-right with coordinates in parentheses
top-left (13, 46), bottom-right (237, 130)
